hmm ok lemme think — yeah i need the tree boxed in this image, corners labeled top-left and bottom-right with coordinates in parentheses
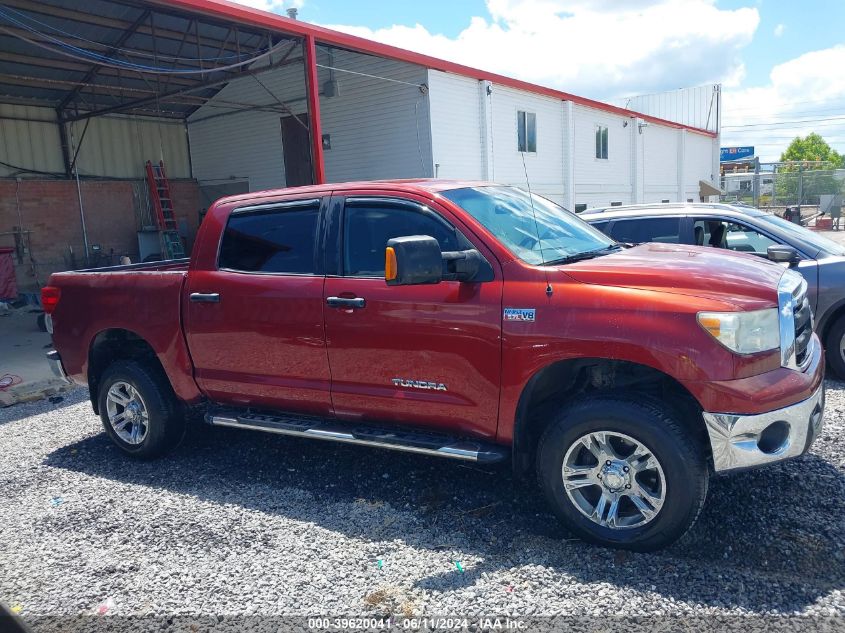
top-left (780, 133), bottom-right (843, 167)
top-left (775, 133), bottom-right (844, 204)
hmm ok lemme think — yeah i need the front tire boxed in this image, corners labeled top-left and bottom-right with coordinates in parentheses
top-left (536, 395), bottom-right (708, 551)
top-left (97, 360), bottom-right (184, 459)
top-left (825, 315), bottom-right (845, 380)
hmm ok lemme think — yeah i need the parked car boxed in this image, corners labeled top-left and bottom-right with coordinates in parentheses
top-left (581, 202), bottom-right (845, 378)
top-left (43, 182), bottom-right (824, 551)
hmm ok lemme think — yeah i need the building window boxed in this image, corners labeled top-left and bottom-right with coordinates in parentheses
top-left (517, 111), bottom-right (536, 153)
top-left (595, 125), bottom-right (608, 159)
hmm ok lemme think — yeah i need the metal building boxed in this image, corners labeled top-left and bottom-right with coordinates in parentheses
top-left (0, 0), bottom-right (721, 294)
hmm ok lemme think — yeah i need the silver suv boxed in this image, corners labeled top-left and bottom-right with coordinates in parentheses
top-left (582, 202), bottom-right (845, 379)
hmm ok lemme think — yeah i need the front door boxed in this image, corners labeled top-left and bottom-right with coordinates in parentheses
top-left (693, 217), bottom-right (820, 312)
top-left (185, 197), bottom-right (332, 415)
top-left (322, 196), bottom-right (503, 438)
top-left (280, 114), bottom-right (314, 187)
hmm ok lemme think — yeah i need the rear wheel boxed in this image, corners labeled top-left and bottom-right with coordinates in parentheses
top-left (536, 395), bottom-right (708, 551)
top-left (825, 314), bottom-right (845, 380)
top-left (97, 360), bottom-right (184, 458)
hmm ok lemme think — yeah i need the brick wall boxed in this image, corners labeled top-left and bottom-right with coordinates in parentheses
top-left (0, 178), bottom-right (200, 294)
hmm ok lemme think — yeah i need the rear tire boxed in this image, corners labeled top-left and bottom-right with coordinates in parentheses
top-left (825, 315), bottom-right (845, 380)
top-left (97, 360), bottom-right (184, 459)
top-left (536, 395), bottom-right (708, 551)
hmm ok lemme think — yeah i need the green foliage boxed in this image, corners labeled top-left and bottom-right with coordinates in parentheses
top-left (779, 133), bottom-right (844, 167)
top-left (774, 133), bottom-right (844, 203)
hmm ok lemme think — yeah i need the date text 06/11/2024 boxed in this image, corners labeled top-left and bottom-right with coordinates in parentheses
top-left (307, 616), bottom-right (528, 630)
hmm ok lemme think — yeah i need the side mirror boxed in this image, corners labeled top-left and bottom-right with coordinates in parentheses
top-left (442, 249), bottom-right (483, 282)
top-left (385, 235), bottom-right (442, 286)
top-left (767, 244), bottom-right (800, 265)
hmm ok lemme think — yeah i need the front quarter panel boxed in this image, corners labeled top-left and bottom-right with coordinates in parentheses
top-left (496, 265), bottom-right (742, 443)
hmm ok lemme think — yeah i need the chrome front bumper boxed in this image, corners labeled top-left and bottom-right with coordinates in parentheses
top-left (703, 383), bottom-right (824, 473)
top-left (46, 350), bottom-right (73, 384)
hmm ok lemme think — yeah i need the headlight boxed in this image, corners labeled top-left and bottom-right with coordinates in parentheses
top-left (697, 308), bottom-right (780, 354)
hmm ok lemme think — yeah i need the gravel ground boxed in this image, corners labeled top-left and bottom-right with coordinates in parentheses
top-left (0, 381), bottom-right (843, 632)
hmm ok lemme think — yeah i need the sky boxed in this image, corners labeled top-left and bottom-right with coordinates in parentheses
top-left (232, 0), bottom-right (845, 163)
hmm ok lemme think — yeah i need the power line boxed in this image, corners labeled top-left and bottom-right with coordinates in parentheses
top-left (723, 117), bottom-right (845, 129)
top-left (723, 95), bottom-right (845, 112)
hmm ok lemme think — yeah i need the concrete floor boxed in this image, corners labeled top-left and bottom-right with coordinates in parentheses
top-left (816, 228), bottom-right (845, 247)
top-left (0, 308), bottom-right (73, 407)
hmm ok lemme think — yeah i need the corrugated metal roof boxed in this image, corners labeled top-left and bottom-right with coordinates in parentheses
top-left (0, 0), bottom-right (289, 118)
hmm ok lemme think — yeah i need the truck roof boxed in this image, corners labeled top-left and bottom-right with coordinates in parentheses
top-left (214, 179), bottom-right (494, 207)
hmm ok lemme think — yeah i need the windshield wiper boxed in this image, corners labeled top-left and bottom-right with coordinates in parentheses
top-left (544, 244), bottom-right (622, 266)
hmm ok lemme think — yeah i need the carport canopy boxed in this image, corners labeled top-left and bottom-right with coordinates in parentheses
top-left (0, 0), bottom-right (326, 181)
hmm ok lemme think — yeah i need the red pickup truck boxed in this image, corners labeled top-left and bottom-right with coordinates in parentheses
top-left (43, 180), bottom-right (825, 550)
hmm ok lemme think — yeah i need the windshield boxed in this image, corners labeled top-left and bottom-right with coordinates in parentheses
top-left (758, 214), bottom-right (845, 256)
top-left (442, 186), bottom-right (615, 264)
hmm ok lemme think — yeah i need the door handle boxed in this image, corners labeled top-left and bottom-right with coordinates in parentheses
top-left (326, 296), bottom-right (365, 309)
top-left (190, 292), bottom-right (220, 303)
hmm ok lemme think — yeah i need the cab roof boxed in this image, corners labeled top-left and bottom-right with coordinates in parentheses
top-left (213, 179), bottom-right (495, 207)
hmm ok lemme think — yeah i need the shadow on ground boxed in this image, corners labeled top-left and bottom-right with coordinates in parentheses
top-left (42, 415), bottom-right (845, 614)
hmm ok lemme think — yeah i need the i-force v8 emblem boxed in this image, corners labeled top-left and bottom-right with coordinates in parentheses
top-left (504, 308), bottom-right (536, 322)
top-left (392, 378), bottom-right (448, 391)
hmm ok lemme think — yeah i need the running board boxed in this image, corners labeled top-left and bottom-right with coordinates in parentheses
top-left (205, 410), bottom-right (508, 464)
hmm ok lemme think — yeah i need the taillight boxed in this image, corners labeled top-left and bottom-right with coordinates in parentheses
top-left (41, 286), bottom-right (61, 314)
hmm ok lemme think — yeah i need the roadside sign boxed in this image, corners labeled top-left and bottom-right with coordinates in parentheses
top-left (720, 146), bottom-right (755, 162)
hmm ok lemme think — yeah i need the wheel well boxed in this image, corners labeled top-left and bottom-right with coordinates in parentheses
top-left (88, 329), bottom-right (163, 415)
top-left (820, 302), bottom-right (845, 346)
top-left (512, 358), bottom-right (709, 476)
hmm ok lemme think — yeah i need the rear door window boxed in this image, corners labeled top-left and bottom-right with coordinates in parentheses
top-left (219, 201), bottom-right (320, 274)
top-left (590, 220), bottom-right (611, 236)
top-left (610, 217), bottom-right (681, 244)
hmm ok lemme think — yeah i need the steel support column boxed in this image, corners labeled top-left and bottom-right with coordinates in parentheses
top-left (304, 34), bottom-right (325, 185)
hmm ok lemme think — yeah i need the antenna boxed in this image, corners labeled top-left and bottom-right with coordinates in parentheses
top-left (520, 151), bottom-right (553, 298)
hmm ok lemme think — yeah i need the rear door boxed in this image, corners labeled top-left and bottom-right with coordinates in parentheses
top-left (185, 196), bottom-right (332, 415)
top-left (322, 194), bottom-right (503, 438)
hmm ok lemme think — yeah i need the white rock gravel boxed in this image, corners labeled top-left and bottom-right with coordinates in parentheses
top-left (0, 383), bottom-right (843, 632)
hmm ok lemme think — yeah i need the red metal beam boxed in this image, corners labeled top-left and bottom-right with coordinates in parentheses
top-left (304, 34), bottom-right (325, 185)
top-left (149, 0), bottom-right (717, 138)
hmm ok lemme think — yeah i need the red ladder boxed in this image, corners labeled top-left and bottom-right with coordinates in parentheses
top-left (145, 160), bottom-right (185, 259)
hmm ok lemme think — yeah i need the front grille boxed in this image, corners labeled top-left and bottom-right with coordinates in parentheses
top-left (793, 287), bottom-right (812, 368)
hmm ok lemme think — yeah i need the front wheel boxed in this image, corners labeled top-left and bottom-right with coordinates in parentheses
top-left (825, 315), bottom-right (845, 380)
top-left (536, 395), bottom-right (708, 551)
top-left (97, 360), bottom-right (184, 459)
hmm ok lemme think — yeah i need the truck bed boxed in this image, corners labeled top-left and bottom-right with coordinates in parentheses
top-left (71, 257), bottom-right (190, 274)
top-left (48, 258), bottom-right (200, 403)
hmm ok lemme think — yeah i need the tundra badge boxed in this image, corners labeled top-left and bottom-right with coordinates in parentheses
top-left (504, 308), bottom-right (536, 322)
top-left (391, 378), bottom-right (447, 391)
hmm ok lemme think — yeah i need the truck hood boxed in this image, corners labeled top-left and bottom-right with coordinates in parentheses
top-left (560, 243), bottom-right (782, 310)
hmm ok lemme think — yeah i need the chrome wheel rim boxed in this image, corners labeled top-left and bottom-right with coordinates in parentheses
top-left (105, 381), bottom-right (149, 445)
top-left (562, 431), bottom-right (666, 530)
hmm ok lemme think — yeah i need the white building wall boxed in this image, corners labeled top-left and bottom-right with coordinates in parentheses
top-left (321, 51), bottom-right (432, 183)
top-left (643, 124), bottom-right (680, 203)
top-left (572, 105), bottom-right (633, 208)
top-left (684, 131), bottom-right (717, 201)
top-left (188, 49), bottom-right (432, 191)
top-left (488, 85), bottom-right (565, 204)
top-left (427, 71), bottom-right (483, 180)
